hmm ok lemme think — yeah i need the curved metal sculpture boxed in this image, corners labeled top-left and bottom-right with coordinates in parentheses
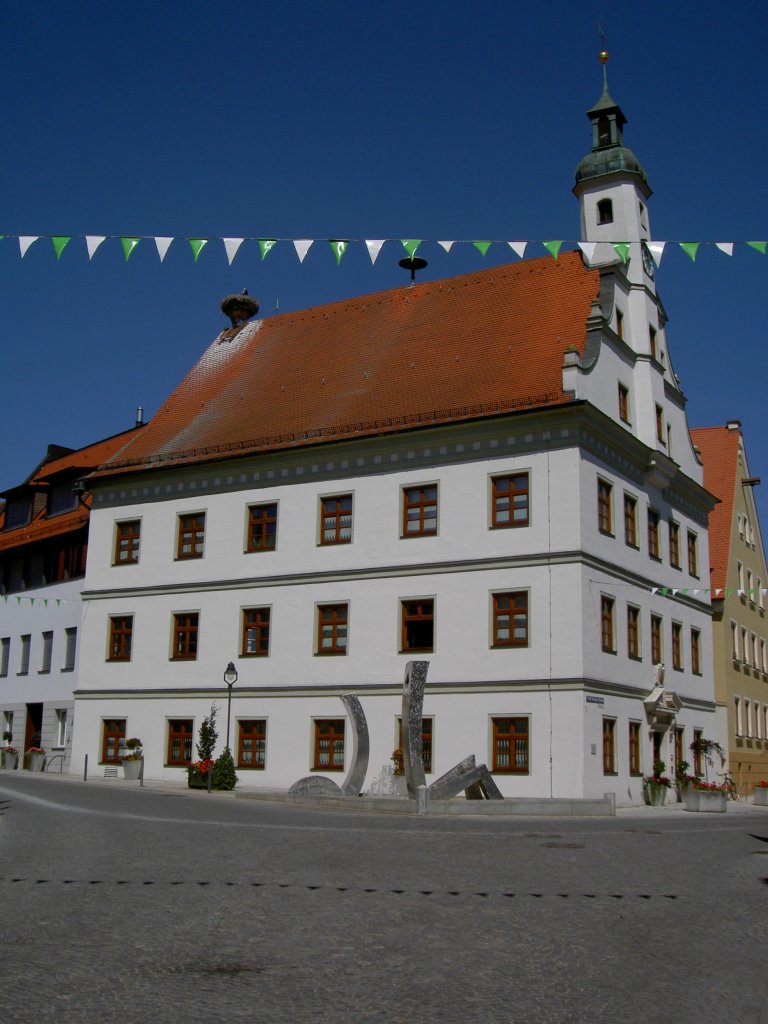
top-left (289, 692), bottom-right (369, 798)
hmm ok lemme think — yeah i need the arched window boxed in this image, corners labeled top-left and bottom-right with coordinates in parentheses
top-left (597, 198), bottom-right (613, 225)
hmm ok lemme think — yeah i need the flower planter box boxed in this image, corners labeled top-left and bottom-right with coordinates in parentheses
top-left (753, 788), bottom-right (768, 806)
top-left (122, 758), bottom-right (143, 781)
top-left (188, 771), bottom-right (209, 790)
top-left (26, 752), bottom-right (45, 773)
top-left (1, 751), bottom-right (18, 770)
top-left (684, 789), bottom-right (727, 813)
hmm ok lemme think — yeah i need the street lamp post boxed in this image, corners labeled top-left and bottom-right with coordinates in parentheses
top-left (223, 661), bottom-right (238, 752)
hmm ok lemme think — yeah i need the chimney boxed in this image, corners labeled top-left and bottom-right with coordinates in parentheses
top-left (135, 405), bottom-right (144, 427)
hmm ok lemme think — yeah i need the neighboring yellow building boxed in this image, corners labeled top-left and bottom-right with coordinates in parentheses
top-left (693, 422), bottom-right (768, 793)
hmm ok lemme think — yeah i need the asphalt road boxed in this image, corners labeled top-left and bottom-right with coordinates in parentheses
top-left (1, 773), bottom-right (767, 1023)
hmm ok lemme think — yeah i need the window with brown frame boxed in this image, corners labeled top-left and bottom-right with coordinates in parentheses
top-left (655, 405), bottom-right (665, 443)
top-left (492, 592), bottom-right (529, 647)
top-left (313, 719), bottom-right (345, 771)
top-left (241, 608), bottom-right (270, 657)
top-left (597, 198), bottom-right (613, 224)
top-left (317, 604), bottom-right (348, 655)
top-left (114, 520), bottom-right (141, 565)
top-left (177, 513), bottom-right (205, 560)
top-left (669, 521), bottom-right (681, 569)
top-left (648, 509), bottom-right (660, 559)
top-left (624, 494), bottom-right (637, 547)
top-left (102, 718), bottom-right (126, 763)
top-left (649, 326), bottom-right (658, 361)
top-left (628, 721), bottom-right (641, 775)
top-left (402, 485), bottom-right (438, 537)
top-left (167, 719), bottom-right (193, 766)
top-left (691, 628), bottom-right (701, 675)
top-left (246, 503), bottom-right (277, 552)
top-left (320, 494), bottom-right (353, 545)
top-left (602, 718), bottom-right (616, 774)
top-left (692, 728), bottom-right (703, 776)
top-left (598, 479), bottom-right (613, 536)
top-left (618, 383), bottom-right (630, 424)
top-left (171, 612), bottom-right (199, 660)
top-left (601, 596), bottom-right (615, 653)
top-left (627, 605), bottom-right (640, 659)
top-left (672, 622), bottom-right (683, 670)
top-left (616, 309), bottom-right (624, 339)
top-left (238, 719), bottom-right (266, 769)
top-left (491, 717), bottom-right (529, 773)
top-left (108, 615), bottom-right (133, 662)
top-left (396, 717), bottom-right (433, 774)
top-left (674, 727), bottom-right (684, 767)
top-left (491, 473), bottom-right (529, 528)
top-left (401, 599), bottom-right (434, 653)
top-left (651, 614), bottom-right (663, 665)
top-left (687, 531), bottom-right (698, 577)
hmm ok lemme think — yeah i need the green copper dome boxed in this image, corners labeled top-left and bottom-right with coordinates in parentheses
top-left (574, 84), bottom-right (649, 189)
top-left (575, 145), bottom-right (648, 185)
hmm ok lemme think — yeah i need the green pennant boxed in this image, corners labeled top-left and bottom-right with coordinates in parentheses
top-left (188, 238), bottom-right (208, 263)
top-left (329, 240), bottom-right (348, 265)
top-left (401, 239), bottom-right (421, 259)
top-left (16, 596), bottom-right (21, 605)
top-left (52, 236), bottom-right (71, 260)
top-left (725, 587), bottom-right (733, 596)
top-left (747, 241), bottom-right (767, 254)
top-left (679, 242), bottom-right (700, 262)
top-left (473, 241), bottom-right (492, 256)
top-left (612, 242), bottom-right (630, 263)
top-left (121, 237), bottom-right (141, 261)
top-left (258, 239), bottom-right (277, 260)
top-left (659, 587), bottom-right (669, 597)
top-left (543, 241), bottom-right (563, 260)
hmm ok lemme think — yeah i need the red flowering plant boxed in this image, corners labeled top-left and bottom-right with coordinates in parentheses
top-left (190, 758), bottom-right (214, 776)
top-left (757, 781), bottom-right (768, 789)
top-left (644, 760), bottom-right (672, 789)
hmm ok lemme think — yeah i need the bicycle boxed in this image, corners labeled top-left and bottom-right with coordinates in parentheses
top-left (717, 771), bottom-right (739, 800)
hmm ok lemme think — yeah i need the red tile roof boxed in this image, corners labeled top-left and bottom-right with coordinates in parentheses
top-left (95, 251), bottom-right (600, 477)
top-left (0, 428), bottom-right (144, 553)
top-left (690, 426), bottom-right (740, 592)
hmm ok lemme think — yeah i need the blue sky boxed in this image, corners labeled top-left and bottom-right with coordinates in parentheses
top-left (2, 1), bottom-right (767, 527)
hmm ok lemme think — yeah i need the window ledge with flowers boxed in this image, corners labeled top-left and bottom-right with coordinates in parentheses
top-left (683, 780), bottom-right (728, 813)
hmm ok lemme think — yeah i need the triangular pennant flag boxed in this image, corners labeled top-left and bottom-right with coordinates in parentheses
top-left (121, 237), bottom-right (140, 261)
top-left (691, 589), bottom-right (701, 596)
top-left (747, 241), bottom-right (767, 254)
top-left (154, 237), bottom-right (174, 262)
top-left (223, 238), bottom-right (244, 265)
top-left (543, 241), bottom-right (562, 260)
top-left (679, 242), bottom-right (700, 262)
top-left (650, 587), bottom-right (659, 595)
top-left (19, 236), bottom-right (39, 257)
top-left (725, 588), bottom-right (733, 596)
top-left (188, 238), bottom-right (208, 263)
top-left (437, 241), bottom-right (455, 253)
top-left (714, 588), bottom-right (722, 597)
top-left (401, 239), bottom-right (421, 259)
top-left (578, 242), bottom-right (598, 262)
top-left (86, 235), bottom-right (106, 260)
top-left (508, 242), bottom-right (528, 259)
top-left (15, 596), bottom-right (21, 605)
top-left (671, 588), bottom-right (679, 597)
top-left (612, 242), bottom-right (630, 263)
top-left (56, 599), bottom-right (61, 607)
top-left (51, 236), bottom-right (71, 260)
top-left (737, 589), bottom-right (745, 598)
top-left (29, 598), bottom-right (35, 607)
top-left (329, 240), bottom-right (348, 265)
top-left (293, 239), bottom-right (314, 263)
top-left (43, 599), bottom-right (48, 607)
top-left (715, 242), bottom-right (734, 256)
top-left (258, 239), bottom-right (277, 260)
top-left (647, 241), bottom-right (665, 266)
top-left (365, 239), bottom-right (385, 264)
top-left (473, 241), bottom-right (492, 256)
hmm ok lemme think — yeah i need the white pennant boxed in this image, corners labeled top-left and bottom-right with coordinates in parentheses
top-left (223, 238), bottom-right (244, 265)
top-left (154, 237), bottom-right (174, 262)
top-left (672, 588), bottom-right (679, 596)
top-left (437, 241), bottom-right (455, 253)
top-left (714, 588), bottom-right (722, 597)
top-left (365, 239), bottom-right (385, 264)
top-left (85, 235), bottom-right (106, 260)
top-left (647, 241), bottom-right (665, 266)
top-left (19, 236), bottom-right (39, 257)
top-left (715, 242), bottom-right (734, 256)
top-left (651, 587), bottom-right (659, 595)
top-left (293, 239), bottom-right (314, 263)
top-left (508, 241), bottom-right (528, 259)
top-left (578, 242), bottom-right (598, 262)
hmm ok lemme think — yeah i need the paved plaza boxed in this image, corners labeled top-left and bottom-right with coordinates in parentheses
top-left (1, 773), bottom-right (767, 1023)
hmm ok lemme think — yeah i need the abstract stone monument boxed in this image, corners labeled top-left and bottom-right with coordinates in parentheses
top-left (289, 693), bottom-right (369, 798)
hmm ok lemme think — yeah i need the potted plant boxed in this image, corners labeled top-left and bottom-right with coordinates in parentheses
top-left (211, 748), bottom-right (238, 791)
top-left (187, 705), bottom-right (217, 790)
top-left (1, 731), bottom-right (18, 770)
top-left (754, 781), bottom-right (768, 807)
top-left (122, 737), bottom-right (144, 780)
top-left (684, 778), bottom-right (728, 813)
top-left (675, 759), bottom-right (695, 802)
top-left (643, 761), bottom-right (671, 806)
top-left (689, 736), bottom-right (725, 783)
top-left (26, 732), bottom-right (45, 772)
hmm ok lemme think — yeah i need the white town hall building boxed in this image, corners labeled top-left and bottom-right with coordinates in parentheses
top-left (69, 77), bottom-right (717, 805)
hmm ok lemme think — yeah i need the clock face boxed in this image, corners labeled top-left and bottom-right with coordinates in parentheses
top-left (642, 244), bottom-right (655, 279)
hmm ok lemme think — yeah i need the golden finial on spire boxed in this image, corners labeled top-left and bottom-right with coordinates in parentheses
top-left (598, 24), bottom-right (609, 86)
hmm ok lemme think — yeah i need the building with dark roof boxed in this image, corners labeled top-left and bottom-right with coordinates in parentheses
top-left (69, 73), bottom-right (717, 804)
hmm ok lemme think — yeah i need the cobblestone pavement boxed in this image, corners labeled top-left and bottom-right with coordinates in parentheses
top-left (1, 773), bottom-right (767, 1023)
